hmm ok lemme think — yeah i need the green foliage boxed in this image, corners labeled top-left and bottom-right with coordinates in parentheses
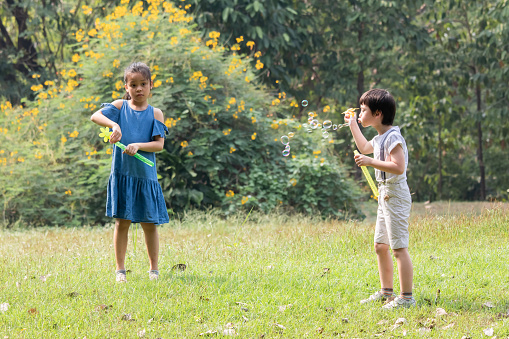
top-left (0, 1), bottom-right (363, 226)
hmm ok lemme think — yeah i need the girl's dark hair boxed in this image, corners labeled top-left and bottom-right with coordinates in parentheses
top-left (122, 62), bottom-right (152, 100)
top-left (359, 88), bottom-right (396, 125)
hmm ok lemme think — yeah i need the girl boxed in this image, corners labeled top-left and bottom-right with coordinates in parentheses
top-left (90, 62), bottom-right (169, 282)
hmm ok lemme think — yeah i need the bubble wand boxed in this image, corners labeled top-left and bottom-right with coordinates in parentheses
top-left (99, 127), bottom-right (154, 167)
top-left (354, 150), bottom-right (379, 200)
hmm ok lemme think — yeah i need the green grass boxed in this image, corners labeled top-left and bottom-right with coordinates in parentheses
top-left (1, 203), bottom-right (509, 338)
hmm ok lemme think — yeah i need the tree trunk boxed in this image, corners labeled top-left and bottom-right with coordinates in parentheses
top-left (476, 84), bottom-right (486, 200)
top-left (437, 110), bottom-right (442, 200)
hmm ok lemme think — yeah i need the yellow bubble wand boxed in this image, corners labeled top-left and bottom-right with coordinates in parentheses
top-left (354, 150), bottom-right (379, 200)
top-left (99, 127), bottom-right (154, 167)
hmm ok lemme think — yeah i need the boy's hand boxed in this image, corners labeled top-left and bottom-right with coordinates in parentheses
top-left (354, 153), bottom-right (373, 167)
top-left (343, 109), bottom-right (357, 126)
top-left (123, 143), bottom-right (139, 156)
top-left (110, 124), bottom-right (122, 144)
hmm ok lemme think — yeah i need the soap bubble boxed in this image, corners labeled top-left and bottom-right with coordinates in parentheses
top-left (323, 120), bottom-right (332, 129)
top-left (333, 124), bottom-right (338, 130)
top-left (282, 149), bottom-right (290, 157)
top-left (288, 132), bottom-right (295, 138)
top-left (301, 100), bottom-right (309, 107)
top-left (323, 131), bottom-right (329, 138)
top-left (284, 144), bottom-right (290, 151)
top-left (310, 120), bottom-right (320, 129)
top-left (308, 112), bottom-right (314, 118)
top-left (281, 135), bottom-right (290, 145)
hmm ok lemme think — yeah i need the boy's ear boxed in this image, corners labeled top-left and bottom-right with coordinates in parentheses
top-left (375, 110), bottom-right (382, 117)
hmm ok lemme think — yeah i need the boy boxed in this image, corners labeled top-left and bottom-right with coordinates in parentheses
top-left (346, 89), bottom-right (415, 309)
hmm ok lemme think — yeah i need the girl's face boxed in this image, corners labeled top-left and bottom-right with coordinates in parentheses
top-left (359, 103), bottom-right (379, 128)
top-left (124, 72), bottom-right (152, 103)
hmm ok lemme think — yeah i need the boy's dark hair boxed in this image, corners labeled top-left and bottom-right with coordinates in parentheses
top-left (359, 89), bottom-right (396, 125)
top-left (123, 62), bottom-right (152, 100)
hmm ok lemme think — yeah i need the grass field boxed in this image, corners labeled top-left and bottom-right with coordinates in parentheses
top-left (1, 202), bottom-right (508, 338)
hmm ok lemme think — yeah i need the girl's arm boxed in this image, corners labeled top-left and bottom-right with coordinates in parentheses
top-left (123, 108), bottom-right (165, 155)
top-left (354, 144), bottom-right (406, 175)
top-left (90, 100), bottom-right (123, 143)
top-left (347, 114), bottom-right (374, 154)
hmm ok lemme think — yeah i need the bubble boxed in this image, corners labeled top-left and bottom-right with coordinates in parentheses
top-left (281, 135), bottom-right (290, 145)
top-left (322, 131), bottom-right (329, 138)
top-left (333, 124), bottom-right (338, 130)
top-left (282, 149), bottom-right (290, 157)
top-left (310, 120), bottom-right (320, 129)
top-left (301, 100), bottom-right (309, 107)
top-left (288, 132), bottom-right (295, 138)
top-left (308, 112), bottom-right (314, 118)
top-left (323, 120), bottom-right (332, 129)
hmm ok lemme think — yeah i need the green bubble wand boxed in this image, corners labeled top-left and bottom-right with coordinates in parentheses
top-left (99, 127), bottom-right (154, 167)
top-left (354, 150), bottom-right (379, 200)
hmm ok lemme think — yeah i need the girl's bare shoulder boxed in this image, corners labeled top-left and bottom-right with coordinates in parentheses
top-left (111, 99), bottom-right (124, 109)
top-left (153, 107), bottom-right (164, 123)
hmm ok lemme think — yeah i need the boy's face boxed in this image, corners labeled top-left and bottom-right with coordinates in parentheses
top-left (359, 103), bottom-right (380, 128)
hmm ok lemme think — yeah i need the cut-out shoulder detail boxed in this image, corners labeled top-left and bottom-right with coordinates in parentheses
top-left (112, 99), bottom-right (124, 109)
top-left (153, 107), bottom-right (164, 123)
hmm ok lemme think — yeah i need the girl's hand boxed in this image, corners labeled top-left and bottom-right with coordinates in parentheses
top-left (123, 143), bottom-right (139, 156)
top-left (354, 153), bottom-right (373, 167)
top-left (110, 124), bottom-right (122, 144)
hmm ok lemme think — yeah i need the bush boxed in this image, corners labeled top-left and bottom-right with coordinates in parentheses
top-left (0, 1), bottom-right (363, 227)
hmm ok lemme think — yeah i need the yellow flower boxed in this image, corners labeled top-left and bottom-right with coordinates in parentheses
top-left (254, 51), bottom-right (262, 58)
top-left (32, 74), bottom-right (41, 79)
top-left (313, 150), bottom-right (321, 155)
top-left (99, 127), bottom-right (112, 142)
top-left (115, 80), bottom-right (124, 90)
top-left (187, 151), bottom-right (193, 156)
top-left (153, 80), bottom-right (162, 88)
top-left (229, 97), bottom-right (236, 105)
top-left (88, 28), bottom-right (98, 37)
top-left (225, 190), bottom-right (234, 198)
top-left (72, 54), bottom-right (80, 63)
top-left (65, 189), bottom-right (72, 195)
top-left (68, 69), bottom-right (77, 77)
top-left (180, 141), bottom-right (188, 148)
top-left (251, 133), bottom-right (256, 140)
top-left (61, 136), bottom-right (67, 143)
top-left (69, 130), bottom-right (79, 138)
top-left (290, 178), bottom-right (297, 186)
top-left (323, 105), bottom-right (330, 113)
top-left (236, 36), bottom-right (244, 43)
top-left (82, 5), bottom-right (92, 14)
top-left (241, 196), bottom-right (248, 205)
top-left (246, 41), bottom-right (255, 49)
top-left (230, 147), bottom-right (236, 153)
top-left (255, 60), bottom-right (264, 70)
top-left (106, 148), bottom-right (112, 155)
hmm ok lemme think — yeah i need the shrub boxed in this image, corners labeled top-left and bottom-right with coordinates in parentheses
top-left (0, 0), bottom-right (363, 226)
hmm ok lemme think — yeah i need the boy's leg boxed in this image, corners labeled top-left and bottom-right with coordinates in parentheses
top-left (140, 222), bottom-right (159, 271)
top-left (393, 247), bottom-right (413, 295)
top-left (114, 218), bottom-right (131, 271)
top-left (375, 242), bottom-right (394, 290)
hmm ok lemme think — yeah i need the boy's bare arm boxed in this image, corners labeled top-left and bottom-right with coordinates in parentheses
top-left (354, 144), bottom-right (406, 175)
top-left (349, 117), bottom-right (374, 154)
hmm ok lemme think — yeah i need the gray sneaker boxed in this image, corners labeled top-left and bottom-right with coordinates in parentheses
top-left (360, 291), bottom-right (396, 304)
top-left (116, 270), bottom-right (127, 283)
top-left (382, 296), bottom-right (416, 309)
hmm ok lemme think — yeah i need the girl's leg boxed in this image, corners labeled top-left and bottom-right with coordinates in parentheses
top-left (374, 243), bottom-right (394, 289)
top-left (114, 218), bottom-right (131, 270)
top-left (393, 248), bottom-right (413, 294)
top-left (140, 222), bottom-right (159, 271)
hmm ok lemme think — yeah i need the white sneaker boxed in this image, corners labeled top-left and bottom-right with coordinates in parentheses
top-left (382, 296), bottom-right (416, 309)
top-left (116, 270), bottom-right (127, 283)
top-left (360, 291), bottom-right (396, 304)
top-left (149, 270), bottom-right (159, 281)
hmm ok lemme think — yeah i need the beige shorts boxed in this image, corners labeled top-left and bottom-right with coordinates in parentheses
top-left (374, 181), bottom-right (412, 249)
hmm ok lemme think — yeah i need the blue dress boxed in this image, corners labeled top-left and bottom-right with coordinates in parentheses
top-left (100, 100), bottom-right (169, 225)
